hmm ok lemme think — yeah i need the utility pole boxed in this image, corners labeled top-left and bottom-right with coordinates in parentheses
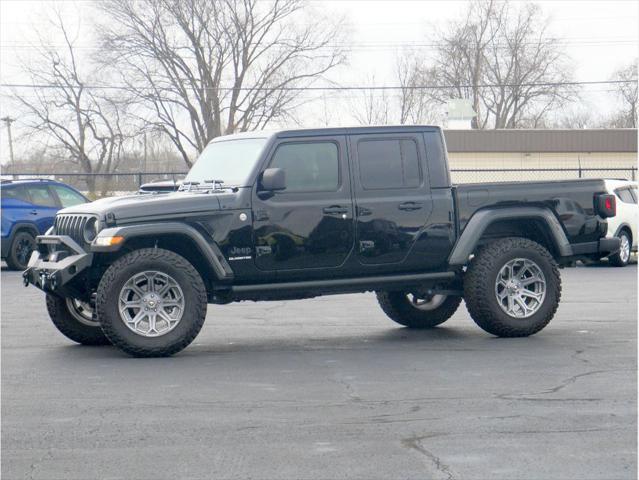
top-left (1, 116), bottom-right (15, 166)
top-left (143, 131), bottom-right (147, 173)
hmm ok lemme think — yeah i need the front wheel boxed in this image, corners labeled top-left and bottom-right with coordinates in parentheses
top-left (376, 291), bottom-right (462, 328)
top-left (6, 231), bottom-right (36, 270)
top-left (96, 248), bottom-right (207, 357)
top-left (463, 237), bottom-right (561, 337)
top-left (46, 295), bottom-right (111, 345)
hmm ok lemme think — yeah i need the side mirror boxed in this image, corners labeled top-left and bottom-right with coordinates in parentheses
top-left (260, 168), bottom-right (286, 191)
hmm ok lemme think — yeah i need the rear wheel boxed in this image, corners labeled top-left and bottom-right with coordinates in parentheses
top-left (609, 230), bottom-right (632, 267)
top-left (6, 231), bottom-right (35, 270)
top-left (46, 294), bottom-right (110, 345)
top-left (463, 237), bottom-right (561, 337)
top-left (96, 248), bottom-right (207, 357)
top-left (376, 291), bottom-right (462, 328)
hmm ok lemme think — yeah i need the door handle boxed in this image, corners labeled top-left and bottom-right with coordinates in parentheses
top-left (398, 202), bottom-right (422, 211)
top-left (323, 205), bottom-right (349, 215)
top-left (30, 210), bottom-right (38, 215)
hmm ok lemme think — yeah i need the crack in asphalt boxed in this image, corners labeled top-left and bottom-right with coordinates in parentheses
top-left (495, 369), bottom-right (631, 400)
top-left (401, 435), bottom-right (457, 480)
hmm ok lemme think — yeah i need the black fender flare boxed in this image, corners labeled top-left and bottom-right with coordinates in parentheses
top-left (92, 222), bottom-right (233, 280)
top-left (2, 222), bottom-right (39, 257)
top-left (9, 222), bottom-right (39, 239)
top-left (448, 206), bottom-right (573, 266)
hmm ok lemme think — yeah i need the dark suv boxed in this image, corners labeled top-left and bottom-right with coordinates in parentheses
top-left (1, 179), bottom-right (87, 270)
top-left (24, 127), bottom-right (619, 357)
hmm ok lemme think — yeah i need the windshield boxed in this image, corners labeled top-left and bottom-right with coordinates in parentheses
top-left (184, 138), bottom-right (268, 186)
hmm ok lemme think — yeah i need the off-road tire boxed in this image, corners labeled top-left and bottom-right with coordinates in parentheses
top-left (96, 248), bottom-right (207, 358)
top-left (46, 294), bottom-right (110, 345)
top-left (6, 231), bottom-right (36, 270)
top-left (464, 237), bottom-right (561, 337)
top-left (376, 291), bottom-right (462, 328)
top-left (609, 230), bottom-right (631, 267)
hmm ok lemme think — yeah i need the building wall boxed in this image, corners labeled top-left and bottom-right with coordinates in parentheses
top-left (448, 151), bottom-right (638, 169)
top-left (447, 151), bottom-right (638, 183)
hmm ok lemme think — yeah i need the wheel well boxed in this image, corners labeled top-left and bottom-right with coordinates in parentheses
top-left (13, 225), bottom-right (38, 239)
top-left (97, 234), bottom-right (218, 289)
top-left (9, 225), bottom-right (38, 249)
top-left (477, 218), bottom-right (559, 257)
top-left (617, 225), bottom-right (632, 242)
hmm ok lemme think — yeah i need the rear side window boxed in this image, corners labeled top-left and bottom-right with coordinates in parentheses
top-left (630, 186), bottom-right (638, 203)
top-left (1, 185), bottom-right (30, 203)
top-left (52, 185), bottom-right (86, 208)
top-left (269, 142), bottom-right (339, 192)
top-left (357, 138), bottom-right (421, 189)
top-left (615, 188), bottom-right (636, 204)
top-left (27, 185), bottom-right (57, 207)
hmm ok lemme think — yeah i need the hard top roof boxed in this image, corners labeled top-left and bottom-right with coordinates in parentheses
top-left (209, 125), bottom-right (442, 143)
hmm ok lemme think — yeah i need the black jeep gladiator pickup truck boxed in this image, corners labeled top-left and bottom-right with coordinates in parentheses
top-left (24, 126), bottom-right (620, 357)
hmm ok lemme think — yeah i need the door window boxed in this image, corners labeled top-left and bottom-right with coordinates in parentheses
top-left (27, 185), bottom-right (57, 207)
top-left (52, 185), bottom-right (86, 208)
top-left (1, 185), bottom-right (31, 203)
top-left (357, 138), bottom-right (421, 190)
top-left (268, 142), bottom-right (339, 192)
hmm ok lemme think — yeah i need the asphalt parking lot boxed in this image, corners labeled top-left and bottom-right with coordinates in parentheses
top-left (2, 262), bottom-right (637, 480)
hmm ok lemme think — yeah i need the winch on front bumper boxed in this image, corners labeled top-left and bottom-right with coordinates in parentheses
top-left (22, 234), bottom-right (93, 293)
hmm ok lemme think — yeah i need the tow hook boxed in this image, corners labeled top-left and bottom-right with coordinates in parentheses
top-left (28, 271), bottom-right (58, 291)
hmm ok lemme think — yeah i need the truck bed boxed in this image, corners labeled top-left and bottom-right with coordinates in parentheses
top-left (454, 179), bottom-right (609, 245)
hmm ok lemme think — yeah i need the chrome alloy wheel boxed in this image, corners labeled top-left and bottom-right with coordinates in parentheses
top-left (619, 234), bottom-right (631, 263)
top-left (494, 258), bottom-right (546, 319)
top-left (66, 298), bottom-right (100, 327)
top-left (407, 293), bottom-right (447, 311)
top-left (118, 271), bottom-right (185, 338)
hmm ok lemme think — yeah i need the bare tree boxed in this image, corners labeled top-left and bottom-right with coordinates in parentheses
top-left (396, 54), bottom-right (441, 125)
top-left (98, 0), bottom-right (346, 168)
top-left (350, 76), bottom-right (391, 125)
top-left (399, 0), bottom-right (575, 129)
top-left (12, 12), bottom-right (129, 193)
top-left (608, 59), bottom-right (638, 128)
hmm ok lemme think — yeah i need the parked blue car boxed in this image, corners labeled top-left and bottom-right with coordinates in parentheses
top-left (1, 179), bottom-right (88, 270)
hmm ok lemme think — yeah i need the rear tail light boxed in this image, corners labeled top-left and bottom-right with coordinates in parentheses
top-left (595, 193), bottom-right (616, 218)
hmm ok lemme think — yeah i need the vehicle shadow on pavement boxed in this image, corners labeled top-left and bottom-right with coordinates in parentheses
top-left (42, 325), bottom-right (550, 362)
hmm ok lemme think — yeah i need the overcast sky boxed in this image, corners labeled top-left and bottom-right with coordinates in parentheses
top-left (0, 0), bottom-right (637, 164)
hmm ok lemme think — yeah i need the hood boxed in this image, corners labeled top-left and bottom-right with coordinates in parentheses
top-left (59, 190), bottom-right (236, 223)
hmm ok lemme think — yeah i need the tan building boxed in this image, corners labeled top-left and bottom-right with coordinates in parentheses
top-left (443, 129), bottom-right (638, 183)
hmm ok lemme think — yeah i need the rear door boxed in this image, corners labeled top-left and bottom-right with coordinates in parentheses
top-left (252, 135), bottom-right (355, 272)
top-left (349, 132), bottom-right (433, 266)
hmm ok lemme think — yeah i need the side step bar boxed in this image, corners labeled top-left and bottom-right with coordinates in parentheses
top-left (227, 271), bottom-right (456, 295)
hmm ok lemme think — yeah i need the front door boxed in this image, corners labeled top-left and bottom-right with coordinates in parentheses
top-left (252, 136), bottom-right (355, 272)
top-left (25, 184), bottom-right (59, 233)
top-left (349, 133), bottom-right (433, 266)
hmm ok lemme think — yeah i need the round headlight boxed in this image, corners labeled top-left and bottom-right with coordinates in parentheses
top-left (83, 217), bottom-right (99, 243)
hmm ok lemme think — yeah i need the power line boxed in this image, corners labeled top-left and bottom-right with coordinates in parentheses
top-left (0, 80), bottom-right (634, 92)
top-left (1, 39), bottom-right (636, 51)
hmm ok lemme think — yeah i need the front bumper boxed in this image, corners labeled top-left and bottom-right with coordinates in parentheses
top-left (22, 235), bottom-right (92, 293)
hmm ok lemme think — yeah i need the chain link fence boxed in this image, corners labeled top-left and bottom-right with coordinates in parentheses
top-left (1, 167), bottom-right (636, 196)
top-left (0, 172), bottom-right (187, 197)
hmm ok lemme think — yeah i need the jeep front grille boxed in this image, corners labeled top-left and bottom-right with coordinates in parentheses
top-left (55, 214), bottom-right (94, 246)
